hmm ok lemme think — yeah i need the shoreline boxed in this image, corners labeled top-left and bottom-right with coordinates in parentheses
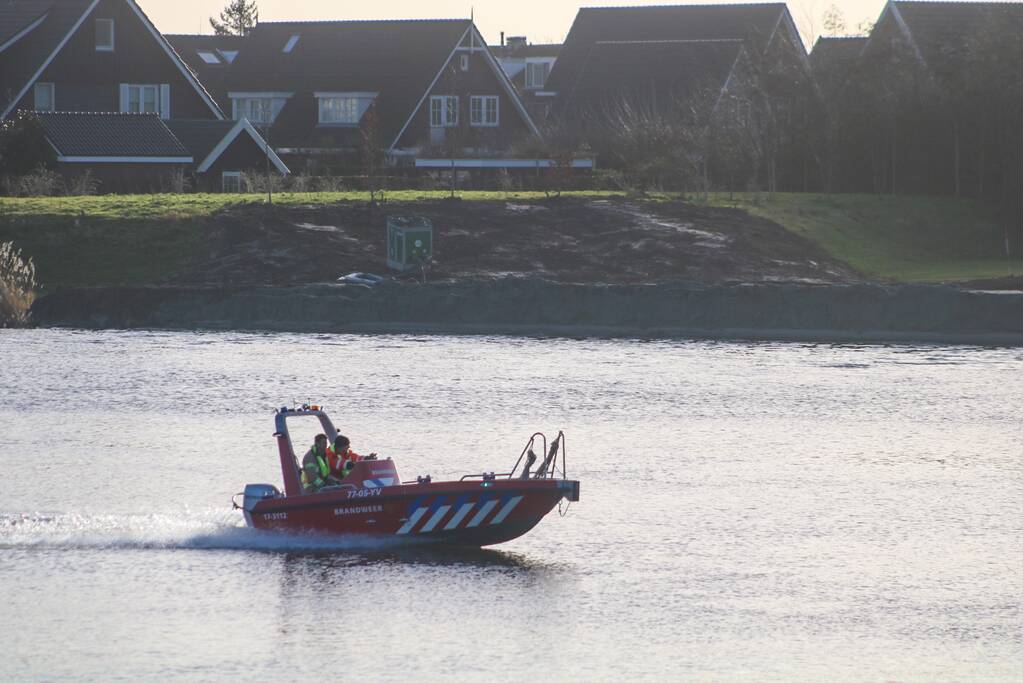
top-left (29, 280), bottom-right (1023, 347)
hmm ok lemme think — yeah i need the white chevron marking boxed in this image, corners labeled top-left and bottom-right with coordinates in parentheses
top-left (420, 505), bottom-right (451, 533)
top-left (444, 502), bottom-right (476, 530)
top-left (396, 507), bottom-right (428, 535)
top-left (490, 496), bottom-right (524, 525)
top-left (466, 500), bottom-right (499, 528)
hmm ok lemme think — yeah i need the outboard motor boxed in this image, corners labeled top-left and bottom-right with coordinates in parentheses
top-left (241, 484), bottom-right (280, 526)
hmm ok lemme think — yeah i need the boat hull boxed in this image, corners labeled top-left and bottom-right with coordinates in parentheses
top-left (247, 478), bottom-right (579, 547)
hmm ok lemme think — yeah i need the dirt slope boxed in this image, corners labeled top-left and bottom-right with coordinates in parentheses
top-left (170, 198), bottom-right (861, 286)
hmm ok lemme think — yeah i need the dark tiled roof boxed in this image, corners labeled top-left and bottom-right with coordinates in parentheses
top-left (165, 34), bottom-right (247, 108)
top-left (0, 2), bottom-right (48, 47)
top-left (546, 3), bottom-right (788, 94)
top-left (809, 35), bottom-right (866, 72)
top-left (36, 111), bottom-right (192, 158)
top-left (164, 118), bottom-right (238, 161)
top-left (565, 39), bottom-right (743, 113)
top-left (0, 0), bottom-right (93, 115)
top-left (894, 1), bottom-right (1023, 68)
top-left (165, 33), bottom-right (247, 54)
top-left (220, 18), bottom-right (473, 148)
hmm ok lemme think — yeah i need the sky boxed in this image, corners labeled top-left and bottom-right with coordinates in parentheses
top-left (138, 0), bottom-right (891, 50)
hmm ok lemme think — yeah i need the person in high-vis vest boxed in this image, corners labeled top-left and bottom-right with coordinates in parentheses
top-left (301, 434), bottom-right (332, 491)
top-left (328, 434), bottom-right (376, 479)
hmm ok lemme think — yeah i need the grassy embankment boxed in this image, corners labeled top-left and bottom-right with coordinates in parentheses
top-left (0, 191), bottom-right (618, 289)
top-left (0, 190), bottom-right (1019, 290)
top-left (702, 192), bottom-right (1023, 282)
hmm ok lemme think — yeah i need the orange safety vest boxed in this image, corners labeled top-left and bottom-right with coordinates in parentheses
top-left (327, 445), bottom-right (361, 476)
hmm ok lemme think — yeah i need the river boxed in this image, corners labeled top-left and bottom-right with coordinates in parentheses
top-left (1, 329), bottom-right (1021, 681)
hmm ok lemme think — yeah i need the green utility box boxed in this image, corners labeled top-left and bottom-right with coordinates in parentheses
top-left (386, 216), bottom-right (433, 271)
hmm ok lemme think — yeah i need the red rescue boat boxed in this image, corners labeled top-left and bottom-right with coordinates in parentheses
top-left (234, 405), bottom-right (580, 547)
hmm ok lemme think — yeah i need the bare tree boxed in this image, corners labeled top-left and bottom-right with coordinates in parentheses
top-left (962, 10), bottom-right (1023, 247)
top-left (580, 88), bottom-right (715, 195)
top-left (360, 104), bottom-right (385, 203)
top-left (822, 4), bottom-right (847, 36)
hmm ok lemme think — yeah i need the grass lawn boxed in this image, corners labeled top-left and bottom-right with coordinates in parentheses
top-left (700, 192), bottom-right (1023, 282)
top-left (0, 190), bottom-right (624, 220)
top-left (1, 190), bottom-right (1019, 287)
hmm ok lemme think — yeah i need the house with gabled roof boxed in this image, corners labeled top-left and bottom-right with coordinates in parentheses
top-left (173, 18), bottom-right (542, 173)
top-left (562, 38), bottom-right (750, 118)
top-left (546, 3), bottom-right (809, 105)
top-left (864, 0), bottom-right (1023, 81)
top-left (836, 0), bottom-right (1023, 196)
top-left (0, 0), bottom-right (287, 192)
top-left (0, 0), bottom-right (222, 121)
top-left (542, 3), bottom-right (816, 191)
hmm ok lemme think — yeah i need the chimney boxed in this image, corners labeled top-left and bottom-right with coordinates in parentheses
top-left (500, 31), bottom-right (504, 46)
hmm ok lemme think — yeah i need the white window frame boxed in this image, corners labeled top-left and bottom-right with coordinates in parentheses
top-left (525, 61), bottom-right (550, 89)
top-left (222, 171), bottom-right (242, 193)
top-left (470, 95), bottom-right (499, 127)
top-left (242, 98), bottom-right (274, 124)
top-left (95, 18), bottom-right (114, 52)
top-left (430, 95), bottom-right (458, 128)
top-left (318, 96), bottom-right (359, 125)
top-left (34, 82), bottom-right (55, 111)
top-left (228, 92), bottom-right (292, 125)
top-left (124, 84), bottom-right (160, 114)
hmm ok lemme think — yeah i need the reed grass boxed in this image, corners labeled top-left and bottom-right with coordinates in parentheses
top-left (0, 240), bottom-right (37, 326)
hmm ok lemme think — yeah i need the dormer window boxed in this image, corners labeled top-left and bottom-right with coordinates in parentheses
top-left (316, 92), bottom-right (377, 125)
top-left (95, 18), bottom-right (114, 51)
top-left (198, 51), bottom-right (221, 65)
top-left (525, 61), bottom-right (551, 89)
top-left (228, 92), bottom-right (294, 125)
top-left (283, 35), bottom-right (300, 53)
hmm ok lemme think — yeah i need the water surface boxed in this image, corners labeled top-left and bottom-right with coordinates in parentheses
top-left (1, 329), bottom-right (1021, 681)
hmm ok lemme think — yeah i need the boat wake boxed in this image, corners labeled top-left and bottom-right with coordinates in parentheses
top-left (0, 510), bottom-right (425, 553)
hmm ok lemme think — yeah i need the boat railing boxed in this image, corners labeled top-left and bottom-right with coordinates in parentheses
top-left (406, 431), bottom-right (568, 485)
top-left (506, 432), bottom-right (546, 480)
top-left (506, 431), bottom-right (566, 480)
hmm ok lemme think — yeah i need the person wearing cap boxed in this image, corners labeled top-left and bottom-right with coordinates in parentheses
top-left (328, 434), bottom-right (376, 479)
top-left (301, 434), bottom-right (332, 491)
